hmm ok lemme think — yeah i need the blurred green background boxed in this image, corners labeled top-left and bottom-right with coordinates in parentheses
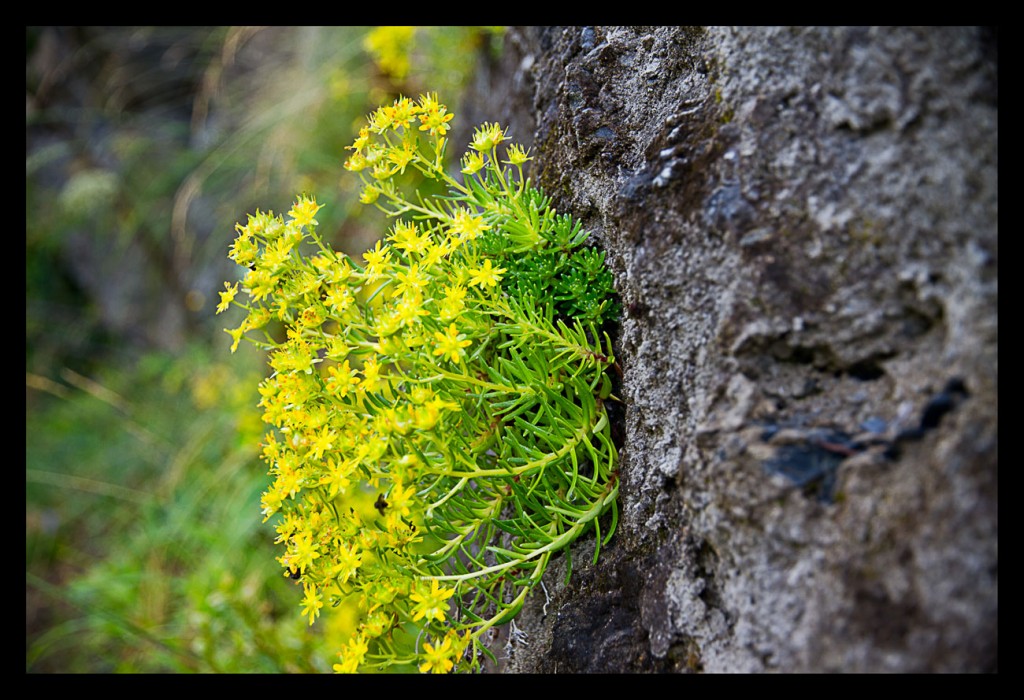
top-left (26, 25), bottom-right (503, 673)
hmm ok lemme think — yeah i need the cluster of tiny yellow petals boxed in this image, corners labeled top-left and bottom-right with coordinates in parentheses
top-left (448, 208), bottom-right (490, 242)
top-left (504, 143), bottom-right (532, 166)
top-left (468, 259), bottom-right (507, 288)
top-left (432, 323), bottom-right (472, 363)
top-left (409, 579), bottom-right (455, 624)
top-left (470, 121), bottom-right (507, 152)
top-left (333, 633), bottom-right (370, 674)
top-left (288, 195), bottom-right (324, 228)
top-left (363, 26), bottom-right (415, 82)
top-left (419, 636), bottom-right (455, 674)
top-left (301, 583), bottom-right (324, 626)
top-left (216, 281), bottom-right (238, 314)
top-left (417, 94), bottom-right (455, 137)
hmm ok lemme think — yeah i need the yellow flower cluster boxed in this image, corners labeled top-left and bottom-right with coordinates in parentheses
top-left (220, 95), bottom-right (619, 674)
top-left (344, 93), bottom-right (454, 181)
top-left (363, 26), bottom-right (416, 82)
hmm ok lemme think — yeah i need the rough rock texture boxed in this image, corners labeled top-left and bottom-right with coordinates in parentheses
top-left (462, 26), bottom-right (997, 673)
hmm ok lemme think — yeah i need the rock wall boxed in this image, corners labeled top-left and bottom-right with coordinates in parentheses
top-left (463, 26), bottom-right (997, 673)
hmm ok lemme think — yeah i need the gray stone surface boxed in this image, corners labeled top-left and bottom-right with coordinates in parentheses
top-left (463, 26), bottom-right (997, 673)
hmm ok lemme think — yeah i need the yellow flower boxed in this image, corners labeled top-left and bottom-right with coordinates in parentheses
top-left (324, 284), bottom-right (354, 314)
top-left (417, 94), bottom-right (455, 137)
top-left (361, 609), bottom-right (392, 639)
top-left (358, 183), bottom-right (380, 203)
top-left (371, 162), bottom-right (394, 181)
top-left (364, 579), bottom-right (400, 615)
top-left (216, 281), bottom-right (239, 314)
top-left (224, 320), bottom-right (248, 354)
top-left (448, 208), bottom-right (490, 241)
top-left (367, 104), bottom-right (396, 133)
top-left (439, 283), bottom-right (467, 321)
top-left (374, 310), bottom-right (402, 339)
top-left (288, 195), bottom-right (323, 228)
top-left (228, 233), bottom-right (257, 267)
top-left (325, 257), bottom-right (353, 284)
top-left (259, 487), bottom-right (284, 522)
top-left (388, 220), bottom-right (431, 256)
top-left (460, 151), bottom-right (485, 175)
top-left (419, 109), bottom-right (454, 137)
top-left (389, 95), bottom-right (418, 130)
top-left (419, 635), bottom-right (455, 674)
top-left (247, 305), bottom-right (271, 330)
top-left (297, 304), bottom-right (325, 329)
top-left (387, 481), bottom-right (416, 519)
top-left (301, 583), bottom-right (324, 626)
top-left (344, 152), bottom-right (368, 172)
top-left (421, 238), bottom-right (448, 268)
top-left (413, 401), bottom-right (442, 431)
top-left (333, 633), bottom-right (370, 674)
top-left (358, 355), bottom-right (385, 394)
top-left (432, 323), bottom-right (472, 363)
top-left (243, 267), bottom-right (276, 302)
top-left (470, 121), bottom-right (507, 152)
top-left (306, 424), bottom-right (336, 461)
top-left (445, 629), bottom-right (472, 662)
top-left (410, 579), bottom-right (455, 623)
top-left (395, 294), bottom-right (429, 326)
top-left (443, 282), bottom-right (467, 304)
top-left (289, 531), bottom-right (321, 573)
top-left (328, 542), bottom-right (363, 584)
top-left (347, 126), bottom-right (371, 153)
top-left (362, 239), bottom-right (391, 280)
top-left (394, 262), bottom-right (428, 297)
top-left (467, 258), bottom-right (507, 288)
top-left (261, 236), bottom-right (294, 270)
top-left (387, 142), bottom-right (416, 173)
top-left (320, 457), bottom-right (352, 499)
top-left (325, 360), bottom-right (359, 398)
top-left (417, 92), bottom-right (441, 113)
top-left (363, 26), bottom-right (416, 82)
top-left (504, 143), bottom-right (532, 165)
